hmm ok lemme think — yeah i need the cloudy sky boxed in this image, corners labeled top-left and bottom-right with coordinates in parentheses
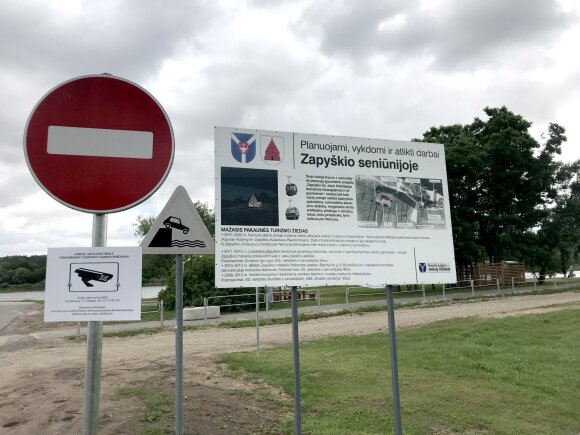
top-left (1, 0), bottom-right (579, 257)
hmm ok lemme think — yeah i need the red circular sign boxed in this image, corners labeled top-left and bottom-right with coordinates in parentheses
top-left (24, 75), bottom-right (174, 213)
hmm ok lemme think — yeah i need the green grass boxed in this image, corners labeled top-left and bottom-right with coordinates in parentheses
top-left (115, 380), bottom-right (172, 434)
top-left (220, 306), bottom-right (580, 434)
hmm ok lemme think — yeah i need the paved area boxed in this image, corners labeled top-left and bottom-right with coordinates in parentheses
top-left (0, 302), bottom-right (37, 332)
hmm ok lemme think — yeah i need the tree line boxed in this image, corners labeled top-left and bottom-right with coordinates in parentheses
top-left (421, 107), bottom-right (579, 281)
top-left (0, 255), bottom-right (46, 288)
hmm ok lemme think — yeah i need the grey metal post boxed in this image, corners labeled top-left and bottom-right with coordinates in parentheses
top-left (346, 287), bottom-right (349, 305)
top-left (442, 283), bottom-right (446, 300)
top-left (386, 285), bottom-right (403, 435)
top-left (496, 278), bottom-right (500, 293)
top-left (82, 213), bottom-right (107, 435)
top-left (266, 292), bottom-right (269, 315)
top-left (316, 288), bottom-right (321, 308)
top-left (255, 287), bottom-right (260, 355)
top-left (422, 284), bottom-right (425, 301)
top-left (553, 276), bottom-right (557, 289)
top-left (534, 279), bottom-right (537, 291)
top-left (291, 286), bottom-right (302, 434)
top-left (175, 254), bottom-right (184, 435)
top-left (77, 321), bottom-right (81, 336)
top-left (470, 280), bottom-right (475, 296)
top-left (160, 300), bottom-right (164, 329)
top-left (204, 297), bottom-right (208, 322)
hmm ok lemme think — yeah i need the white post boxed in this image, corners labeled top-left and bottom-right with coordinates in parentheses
top-left (470, 280), bottom-right (475, 296)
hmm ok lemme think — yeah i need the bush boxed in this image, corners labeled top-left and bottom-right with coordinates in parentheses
top-left (158, 256), bottom-right (250, 312)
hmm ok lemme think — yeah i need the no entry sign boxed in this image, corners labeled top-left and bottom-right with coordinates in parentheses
top-left (24, 74), bottom-right (174, 213)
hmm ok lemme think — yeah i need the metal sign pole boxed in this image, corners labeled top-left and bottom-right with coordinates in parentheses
top-left (386, 284), bottom-right (403, 435)
top-left (175, 254), bottom-right (184, 435)
top-left (291, 286), bottom-right (302, 434)
top-left (255, 287), bottom-right (260, 355)
top-left (82, 213), bottom-right (107, 435)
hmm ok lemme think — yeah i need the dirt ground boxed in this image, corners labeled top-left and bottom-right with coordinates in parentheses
top-left (1, 292), bottom-right (579, 434)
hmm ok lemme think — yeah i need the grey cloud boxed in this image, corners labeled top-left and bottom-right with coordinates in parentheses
top-left (0, 0), bottom-right (216, 83)
top-left (297, 0), bottom-right (574, 70)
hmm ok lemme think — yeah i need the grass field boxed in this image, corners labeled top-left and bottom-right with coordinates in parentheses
top-left (220, 307), bottom-right (580, 434)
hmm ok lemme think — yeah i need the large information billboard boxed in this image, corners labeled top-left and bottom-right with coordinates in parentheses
top-left (214, 127), bottom-right (456, 288)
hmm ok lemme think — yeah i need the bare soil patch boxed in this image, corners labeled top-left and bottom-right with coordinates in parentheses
top-left (1, 292), bottom-right (578, 434)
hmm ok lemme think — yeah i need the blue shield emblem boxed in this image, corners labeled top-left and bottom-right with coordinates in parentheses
top-left (418, 263), bottom-right (427, 273)
top-left (231, 133), bottom-right (256, 163)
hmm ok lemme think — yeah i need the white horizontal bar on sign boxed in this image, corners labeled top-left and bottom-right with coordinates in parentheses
top-left (47, 126), bottom-right (153, 159)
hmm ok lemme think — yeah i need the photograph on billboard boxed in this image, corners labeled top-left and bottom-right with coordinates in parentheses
top-left (215, 127), bottom-right (456, 288)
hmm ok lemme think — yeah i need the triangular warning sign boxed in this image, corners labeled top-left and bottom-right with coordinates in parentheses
top-left (140, 186), bottom-right (215, 255)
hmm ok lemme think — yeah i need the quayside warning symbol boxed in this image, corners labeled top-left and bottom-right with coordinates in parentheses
top-left (140, 185), bottom-right (215, 255)
top-left (149, 214), bottom-right (206, 248)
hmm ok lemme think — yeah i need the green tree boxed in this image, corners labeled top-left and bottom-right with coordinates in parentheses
top-left (420, 107), bottom-right (567, 265)
top-left (0, 255), bottom-right (46, 287)
top-left (523, 162), bottom-right (580, 281)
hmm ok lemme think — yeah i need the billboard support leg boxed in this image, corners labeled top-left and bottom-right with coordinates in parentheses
top-left (255, 287), bottom-right (260, 355)
top-left (291, 286), bottom-right (302, 434)
top-left (386, 284), bottom-right (403, 435)
top-left (82, 213), bottom-right (107, 435)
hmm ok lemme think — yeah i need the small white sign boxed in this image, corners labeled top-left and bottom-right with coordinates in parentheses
top-left (44, 247), bottom-right (142, 322)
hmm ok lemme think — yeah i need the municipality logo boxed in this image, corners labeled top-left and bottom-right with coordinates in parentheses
top-left (418, 263), bottom-right (427, 273)
top-left (231, 132), bottom-right (256, 163)
top-left (261, 135), bottom-right (284, 165)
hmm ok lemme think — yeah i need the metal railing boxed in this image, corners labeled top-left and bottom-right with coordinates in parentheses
top-left (141, 300), bottom-right (164, 328)
top-left (202, 289), bottom-right (322, 321)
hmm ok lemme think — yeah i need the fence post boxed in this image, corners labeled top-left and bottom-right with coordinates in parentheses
top-left (496, 278), bottom-right (500, 294)
top-left (442, 284), bottom-right (446, 300)
top-left (553, 276), bottom-right (557, 289)
top-left (266, 292), bottom-right (269, 315)
top-left (160, 300), bottom-right (164, 329)
top-left (346, 287), bottom-right (349, 305)
top-left (470, 280), bottom-right (475, 296)
top-left (316, 288), bottom-right (321, 308)
top-left (203, 297), bottom-right (208, 322)
top-left (422, 284), bottom-right (426, 301)
top-left (534, 279), bottom-right (537, 291)
top-left (511, 277), bottom-right (515, 292)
